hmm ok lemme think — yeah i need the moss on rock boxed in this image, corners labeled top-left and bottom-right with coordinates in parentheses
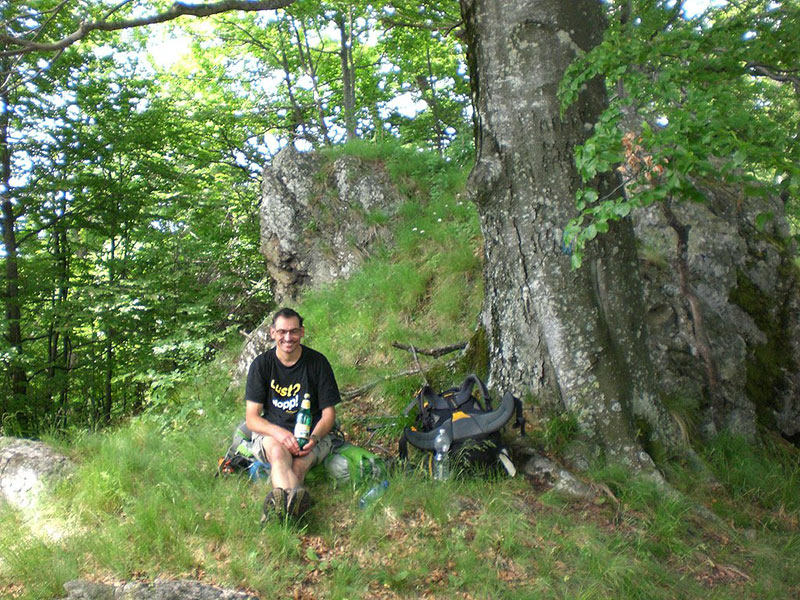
top-left (729, 261), bottom-right (799, 428)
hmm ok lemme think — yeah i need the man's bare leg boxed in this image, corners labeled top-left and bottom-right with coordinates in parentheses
top-left (262, 437), bottom-right (315, 489)
top-left (263, 437), bottom-right (299, 490)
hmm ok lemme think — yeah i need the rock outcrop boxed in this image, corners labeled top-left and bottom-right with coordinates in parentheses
top-left (634, 184), bottom-right (799, 440)
top-left (0, 437), bottom-right (73, 511)
top-left (237, 147), bottom-right (404, 378)
top-left (57, 579), bottom-right (258, 600)
top-left (259, 145), bottom-right (401, 305)
top-left (520, 452), bottom-right (595, 501)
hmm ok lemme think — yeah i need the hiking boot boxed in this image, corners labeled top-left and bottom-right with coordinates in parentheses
top-left (287, 486), bottom-right (311, 518)
top-left (261, 487), bottom-right (287, 524)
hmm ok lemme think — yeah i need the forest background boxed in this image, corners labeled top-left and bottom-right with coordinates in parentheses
top-left (1, 0), bottom-right (479, 434)
top-left (2, 0), bottom-right (797, 439)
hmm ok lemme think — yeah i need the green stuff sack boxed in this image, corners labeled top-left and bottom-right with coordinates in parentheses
top-left (324, 443), bottom-right (386, 487)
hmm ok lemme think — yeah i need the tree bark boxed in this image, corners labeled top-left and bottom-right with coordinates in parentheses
top-left (335, 11), bottom-right (357, 142)
top-left (459, 0), bottom-right (684, 467)
top-left (278, 42), bottom-right (310, 141)
top-left (294, 20), bottom-right (332, 146)
top-left (0, 1), bottom-right (295, 59)
top-left (1, 88), bottom-right (27, 407)
top-left (418, 45), bottom-right (446, 156)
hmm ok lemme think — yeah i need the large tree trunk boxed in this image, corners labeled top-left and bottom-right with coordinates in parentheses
top-left (459, 0), bottom-right (684, 467)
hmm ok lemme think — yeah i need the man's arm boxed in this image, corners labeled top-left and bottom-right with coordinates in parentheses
top-left (296, 405), bottom-right (336, 457)
top-left (245, 400), bottom-right (297, 451)
top-left (311, 406), bottom-right (336, 441)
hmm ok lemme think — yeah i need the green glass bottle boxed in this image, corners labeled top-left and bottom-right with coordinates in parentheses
top-left (294, 394), bottom-right (312, 448)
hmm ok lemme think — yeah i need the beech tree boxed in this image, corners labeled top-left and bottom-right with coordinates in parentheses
top-left (458, 0), bottom-right (689, 468)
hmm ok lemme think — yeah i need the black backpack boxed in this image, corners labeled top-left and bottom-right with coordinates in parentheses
top-left (398, 374), bottom-right (525, 476)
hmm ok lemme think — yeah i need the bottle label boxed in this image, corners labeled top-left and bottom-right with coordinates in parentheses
top-left (294, 421), bottom-right (311, 440)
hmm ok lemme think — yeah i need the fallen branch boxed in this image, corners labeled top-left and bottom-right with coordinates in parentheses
top-left (390, 341), bottom-right (466, 358)
top-left (342, 342), bottom-right (466, 400)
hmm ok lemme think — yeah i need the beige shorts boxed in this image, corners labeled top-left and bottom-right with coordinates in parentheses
top-left (251, 431), bottom-right (334, 468)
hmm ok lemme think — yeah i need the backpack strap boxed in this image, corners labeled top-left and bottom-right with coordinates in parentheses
top-left (412, 385), bottom-right (441, 431)
top-left (510, 393), bottom-right (526, 436)
top-left (399, 430), bottom-right (410, 460)
top-left (328, 422), bottom-right (347, 450)
top-left (455, 374), bottom-right (493, 411)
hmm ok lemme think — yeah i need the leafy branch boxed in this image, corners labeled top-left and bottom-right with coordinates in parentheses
top-left (558, 0), bottom-right (799, 268)
top-left (0, 1), bottom-right (296, 57)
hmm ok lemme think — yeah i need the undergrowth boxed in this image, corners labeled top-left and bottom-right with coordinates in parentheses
top-left (2, 145), bottom-right (799, 599)
top-left (3, 347), bottom-right (799, 600)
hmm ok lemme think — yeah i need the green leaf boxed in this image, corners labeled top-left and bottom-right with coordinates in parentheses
top-left (392, 570), bottom-right (411, 583)
top-left (755, 211), bottom-right (774, 231)
top-left (614, 203), bottom-right (631, 218)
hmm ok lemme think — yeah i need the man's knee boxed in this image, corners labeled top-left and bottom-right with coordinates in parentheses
top-left (262, 437), bottom-right (292, 466)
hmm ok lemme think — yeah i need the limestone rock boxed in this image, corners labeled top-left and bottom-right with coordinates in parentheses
top-left (236, 146), bottom-right (404, 378)
top-left (58, 579), bottom-right (258, 600)
top-left (634, 183), bottom-right (800, 440)
top-left (0, 437), bottom-right (74, 511)
top-left (259, 145), bottom-right (401, 305)
top-left (234, 324), bottom-right (274, 382)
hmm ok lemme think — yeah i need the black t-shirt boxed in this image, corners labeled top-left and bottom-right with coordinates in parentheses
top-left (245, 345), bottom-right (341, 431)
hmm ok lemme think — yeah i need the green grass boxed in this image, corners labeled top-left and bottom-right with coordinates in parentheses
top-left (2, 145), bottom-right (799, 599)
top-left (299, 147), bottom-right (482, 407)
top-left (3, 360), bottom-right (800, 600)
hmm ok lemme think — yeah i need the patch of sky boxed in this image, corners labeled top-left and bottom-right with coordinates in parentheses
top-left (678, 0), bottom-right (727, 18)
top-left (386, 92), bottom-right (427, 118)
top-left (296, 74), bottom-right (315, 89)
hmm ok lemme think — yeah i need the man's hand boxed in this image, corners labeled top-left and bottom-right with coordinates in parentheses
top-left (296, 436), bottom-right (316, 457)
top-left (271, 426), bottom-right (301, 454)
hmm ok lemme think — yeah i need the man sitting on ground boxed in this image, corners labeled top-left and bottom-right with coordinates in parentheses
top-left (244, 307), bottom-right (341, 520)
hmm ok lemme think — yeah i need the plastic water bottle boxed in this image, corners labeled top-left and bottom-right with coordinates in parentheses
top-left (248, 460), bottom-right (271, 482)
top-left (358, 479), bottom-right (389, 509)
top-left (433, 428), bottom-right (451, 481)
